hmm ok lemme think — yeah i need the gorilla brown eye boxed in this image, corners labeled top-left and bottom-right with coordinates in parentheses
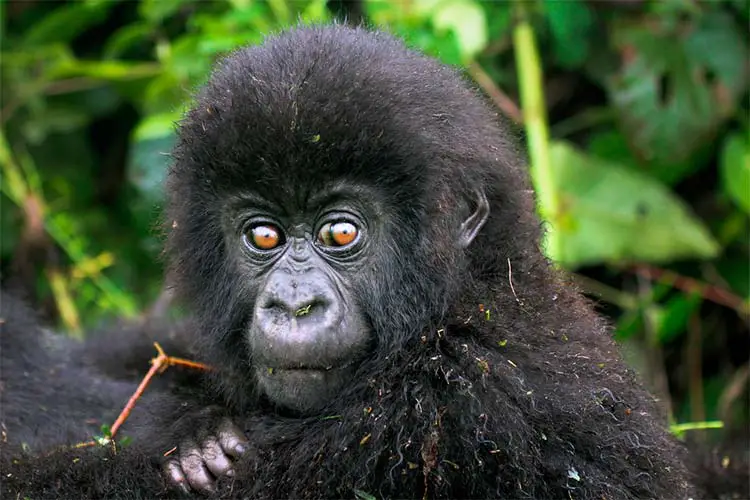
top-left (318, 221), bottom-right (358, 247)
top-left (249, 225), bottom-right (283, 250)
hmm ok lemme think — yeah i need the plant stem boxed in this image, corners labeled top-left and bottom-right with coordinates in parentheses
top-left (512, 1), bottom-right (560, 260)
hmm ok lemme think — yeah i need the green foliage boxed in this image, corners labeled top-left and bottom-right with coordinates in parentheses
top-left (721, 132), bottom-right (750, 214)
top-left (542, 0), bottom-right (593, 69)
top-left (430, 0), bottom-right (487, 62)
top-left (548, 141), bottom-right (718, 267)
top-left (1, 0), bottom-right (747, 441)
top-left (608, 10), bottom-right (746, 166)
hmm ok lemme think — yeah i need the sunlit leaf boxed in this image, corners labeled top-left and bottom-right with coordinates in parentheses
top-left (432, 0), bottom-right (487, 62)
top-left (720, 132), bottom-right (750, 214)
top-left (548, 141), bottom-right (719, 267)
top-left (52, 60), bottom-right (160, 81)
top-left (301, 0), bottom-right (331, 23)
top-left (133, 112), bottom-right (181, 142)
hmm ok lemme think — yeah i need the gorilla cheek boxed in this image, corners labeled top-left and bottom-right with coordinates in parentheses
top-left (247, 268), bottom-right (370, 412)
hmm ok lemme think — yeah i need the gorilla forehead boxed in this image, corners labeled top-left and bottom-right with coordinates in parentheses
top-left (174, 24), bottom-right (495, 199)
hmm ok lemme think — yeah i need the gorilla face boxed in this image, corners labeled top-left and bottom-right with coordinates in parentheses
top-left (223, 177), bottom-right (488, 412)
top-left (225, 186), bottom-right (379, 411)
top-left (169, 26), bottom-right (492, 414)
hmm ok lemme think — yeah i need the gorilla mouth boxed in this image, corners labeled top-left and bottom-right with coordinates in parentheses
top-left (270, 360), bottom-right (356, 372)
top-left (255, 362), bottom-right (356, 412)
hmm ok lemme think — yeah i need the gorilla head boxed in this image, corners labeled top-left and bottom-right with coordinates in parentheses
top-left (166, 25), bottom-right (523, 413)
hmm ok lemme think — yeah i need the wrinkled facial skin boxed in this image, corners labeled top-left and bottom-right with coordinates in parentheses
top-left (225, 188), bottom-right (377, 413)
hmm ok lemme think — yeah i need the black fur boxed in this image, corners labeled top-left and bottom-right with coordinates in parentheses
top-left (1, 24), bottom-right (697, 499)
top-left (0, 290), bottom-right (140, 450)
top-left (0, 290), bottom-right (195, 469)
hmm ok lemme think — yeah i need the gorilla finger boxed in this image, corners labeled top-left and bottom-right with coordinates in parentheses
top-left (201, 436), bottom-right (234, 478)
top-left (164, 458), bottom-right (191, 495)
top-left (217, 418), bottom-right (249, 458)
top-left (180, 447), bottom-right (216, 495)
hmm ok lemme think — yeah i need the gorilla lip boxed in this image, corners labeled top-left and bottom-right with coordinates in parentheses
top-left (262, 358), bottom-right (356, 372)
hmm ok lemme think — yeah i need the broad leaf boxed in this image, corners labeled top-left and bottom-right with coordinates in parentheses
top-left (432, 0), bottom-right (487, 62)
top-left (654, 294), bottom-right (702, 344)
top-left (24, 2), bottom-right (115, 46)
top-left (138, 0), bottom-right (183, 24)
top-left (543, 0), bottom-right (593, 69)
top-left (587, 129), bottom-right (704, 185)
top-left (608, 12), bottom-right (747, 164)
top-left (719, 132), bottom-right (750, 214)
top-left (548, 141), bottom-right (719, 267)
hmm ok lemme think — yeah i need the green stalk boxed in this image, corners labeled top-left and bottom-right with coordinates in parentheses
top-left (669, 420), bottom-right (724, 439)
top-left (512, 1), bottom-right (560, 260)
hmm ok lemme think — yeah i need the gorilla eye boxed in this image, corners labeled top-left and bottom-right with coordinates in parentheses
top-left (318, 221), bottom-right (358, 247)
top-left (248, 224), bottom-right (284, 250)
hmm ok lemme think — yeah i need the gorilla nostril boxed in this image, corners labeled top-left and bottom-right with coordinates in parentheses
top-left (293, 299), bottom-right (327, 318)
top-left (261, 299), bottom-right (287, 315)
top-left (261, 296), bottom-right (328, 319)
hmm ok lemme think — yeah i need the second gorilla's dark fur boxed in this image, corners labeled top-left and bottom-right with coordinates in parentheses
top-left (0, 290), bottom-right (197, 453)
top-left (1, 25), bottom-right (696, 499)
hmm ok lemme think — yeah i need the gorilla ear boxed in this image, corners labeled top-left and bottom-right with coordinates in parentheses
top-left (457, 188), bottom-right (490, 248)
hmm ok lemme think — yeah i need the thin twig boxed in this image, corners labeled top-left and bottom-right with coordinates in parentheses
top-left (718, 363), bottom-right (749, 425)
top-left (468, 62), bottom-right (523, 123)
top-left (630, 264), bottom-right (748, 316)
top-left (71, 343), bottom-right (212, 450)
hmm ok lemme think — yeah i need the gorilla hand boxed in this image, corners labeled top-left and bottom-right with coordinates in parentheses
top-left (163, 416), bottom-right (248, 495)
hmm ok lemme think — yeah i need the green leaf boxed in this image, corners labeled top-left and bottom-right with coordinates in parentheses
top-left (53, 60), bottom-right (160, 81)
top-left (543, 0), bottom-right (593, 68)
top-left (104, 23), bottom-right (152, 59)
top-left (133, 113), bottom-right (180, 142)
top-left (24, 2), bottom-right (115, 46)
top-left (715, 257), bottom-right (750, 299)
top-left (608, 12), bottom-right (747, 164)
top-left (353, 489), bottom-right (377, 500)
top-left (587, 129), bottom-right (703, 185)
top-left (301, 0), bottom-right (331, 23)
top-left (432, 0), bottom-right (488, 62)
top-left (654, 293), bottom-right (702, 344)
top-left (138, 0), bottom-right (183, 24)
top-left (548, 141), bottom-right (719, 267)
top-left (719, 132), bottom-right (750, 214)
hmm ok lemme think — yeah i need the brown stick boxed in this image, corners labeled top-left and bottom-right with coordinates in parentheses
top-left (70, 343), bottom-right (212, 450)
top-left (631, 264), bottom-right (749, 316)
top-left (468, 62), bottom-right (523, 123)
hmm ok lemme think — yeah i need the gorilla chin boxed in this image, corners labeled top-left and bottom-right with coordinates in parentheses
top-left (256, 365), bottom-right (352, 412)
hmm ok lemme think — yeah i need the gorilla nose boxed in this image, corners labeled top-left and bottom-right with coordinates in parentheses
top-left (265, 295), bottom-right (329, 321)
top-left (255, 272), bottom-right (341, 333)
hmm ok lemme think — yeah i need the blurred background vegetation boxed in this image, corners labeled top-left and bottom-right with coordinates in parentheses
top-left (1, 0), bottom-right (748, 451)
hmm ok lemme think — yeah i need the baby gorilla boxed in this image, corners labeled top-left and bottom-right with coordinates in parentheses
top-left (0, 24), bottom-right (698, 499)
top-left (153, 24), bottom-right (696, 499)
